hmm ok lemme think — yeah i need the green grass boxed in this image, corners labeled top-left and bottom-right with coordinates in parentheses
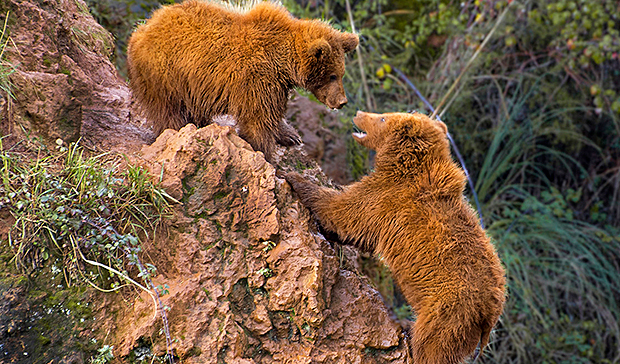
top-left (488, 212), bottom-right (620, 363)
top-left (0, 11), bottom-right (16, 100)
top-left (0, 137), bottom-right (173, 290)
top-left (280, 1), bottom-right (620, 361)
top-left (458, 76), bottom-right (620, 363)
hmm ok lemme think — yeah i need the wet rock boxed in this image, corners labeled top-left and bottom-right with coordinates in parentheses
top-left (0, 280), bottom-right (28, 340)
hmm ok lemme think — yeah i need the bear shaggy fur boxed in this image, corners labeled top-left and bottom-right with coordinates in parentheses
top-left (127, 0), bottom-right (358, 160)
top-left (285, 111), bottom-right (506, 364)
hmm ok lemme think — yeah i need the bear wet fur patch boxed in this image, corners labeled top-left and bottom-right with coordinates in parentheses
top-left (127, 0), bottom-right (358, 160)
top-left (285, 111), bottom-right (506, 364)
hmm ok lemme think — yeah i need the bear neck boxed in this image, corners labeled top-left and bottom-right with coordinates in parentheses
top-left (374, 148), bottom-right (467, 198)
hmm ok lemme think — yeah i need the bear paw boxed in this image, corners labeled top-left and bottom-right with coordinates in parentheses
top-left (276, 120), bottom-right (303, 146)
top-left (283, 172), bottom-right (306, 188)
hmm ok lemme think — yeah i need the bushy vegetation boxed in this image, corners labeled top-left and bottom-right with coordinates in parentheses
top-left (0, 137), bottom-right (176, 361)
top-left (0, 138), bottom-right (171, 284)
top-left (72, 0), bottom-right (620, 362)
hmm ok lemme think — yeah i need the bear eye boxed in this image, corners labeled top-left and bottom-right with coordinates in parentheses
top-left (330, 75), bottom-right (337, 81)
top-left (381, 117), bottom-right (385, 122)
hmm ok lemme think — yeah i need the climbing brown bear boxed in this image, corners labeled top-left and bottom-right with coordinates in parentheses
top-left (285, 111), bottom-right (506, 364)
top-left (127, 0), bottom-right (358, 160)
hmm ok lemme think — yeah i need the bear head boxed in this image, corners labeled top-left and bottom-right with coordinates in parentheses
top-left (352, 111), bottom-right (450, 169)
top-left (302, 31), bottom-right (358, 110)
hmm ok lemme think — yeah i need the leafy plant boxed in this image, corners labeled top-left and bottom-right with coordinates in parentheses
top-left (257, 267), bottom-right (274, 278)
top-left (90, 345), bottom-right (114, 364)
top-left (0, 138), bottom-right (177, 362)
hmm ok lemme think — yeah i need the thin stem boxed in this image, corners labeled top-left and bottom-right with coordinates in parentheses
top-left (344, 0), bottom-right (374, 111)
top-left (71, 235), bottom-right (158, 319)
top-left (82, 218), bottom-right (176, 364)
top-left (431, 2), bottom-right (513, 119)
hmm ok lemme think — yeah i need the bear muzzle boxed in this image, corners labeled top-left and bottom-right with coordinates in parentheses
top-left (327, 95), bottom-right (348, 109)
top-left (352, 111), bottom-right (370, 141)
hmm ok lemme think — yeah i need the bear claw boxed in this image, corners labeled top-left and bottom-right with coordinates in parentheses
top-left (276, 121), bottom-right (303, 146)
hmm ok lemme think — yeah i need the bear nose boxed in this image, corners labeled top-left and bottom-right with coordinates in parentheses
top-left (336, 97), bottom-right (348, 109)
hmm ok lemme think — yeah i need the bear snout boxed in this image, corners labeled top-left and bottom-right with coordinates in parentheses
top-left (335, 96), bottom-right (348, 109)
top-left (326, 94), bottom-right (348, 109)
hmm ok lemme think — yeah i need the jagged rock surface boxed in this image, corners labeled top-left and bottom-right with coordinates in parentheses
top-left (111, 124), bottom-right (410, 363)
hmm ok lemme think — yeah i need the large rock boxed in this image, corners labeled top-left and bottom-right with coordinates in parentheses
top-left (109, 124), bottom-right (410, 363)
top-left (0, 0), bottom-right (411, 362)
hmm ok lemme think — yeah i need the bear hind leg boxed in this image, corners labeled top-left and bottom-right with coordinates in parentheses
top-left (411, 311), bottom-right (481, 364)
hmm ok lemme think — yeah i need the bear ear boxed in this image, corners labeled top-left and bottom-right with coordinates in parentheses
top-left (341, 32), bottom-right (359, 53)
top-left (308, 38), bottom-right (332, 60)
top-left (435, 119), bottom-right (448, 135)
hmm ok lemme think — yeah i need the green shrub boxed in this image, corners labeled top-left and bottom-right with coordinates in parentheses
top-left (0, 138), bottom-right (173, 290)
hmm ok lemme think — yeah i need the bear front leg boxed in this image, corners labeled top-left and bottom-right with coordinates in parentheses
top-left (234, 80), bottom-right (294, 161)
top-left (283, 172), bottom-right (327, 211)
top-left (236, 111), bottom-right (278, 161)
top-left (284, 172), bottom-right (377, 251)
top-left (276, 119), bottom-right (302, 146)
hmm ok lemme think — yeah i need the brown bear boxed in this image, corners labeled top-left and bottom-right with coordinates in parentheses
top-left (285, 111), bottom-right (506, 364)
top-left (127, 0), bottom-right (358, 160)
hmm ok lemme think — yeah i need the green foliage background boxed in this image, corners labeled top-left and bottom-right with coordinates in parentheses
top-left (279, 1), bottom-right (620, 361)
top-left (47, 0), bottom-right (620, 362)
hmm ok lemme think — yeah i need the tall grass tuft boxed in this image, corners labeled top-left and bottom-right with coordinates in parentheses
top-left (0, 139), bottom-right (173, 285)
top-left (463, 76), bottom-right (620, 363)
top-left (0, 11), bottom-right (16, 100)
top-left (488, 211), bottom-right (620, 363)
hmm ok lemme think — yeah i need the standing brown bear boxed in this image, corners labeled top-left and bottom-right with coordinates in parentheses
top-left (285, 111), bottom-right (506, 364)
top-left (127, 0), bottom-right (358, 160)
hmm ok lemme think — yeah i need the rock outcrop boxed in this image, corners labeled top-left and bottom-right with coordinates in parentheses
top-left (0, 0), bottom-right (411, 362)
top-left (108, 124), bottom-right (410, 363)
top-left (0, 0), bottom-right (153, 153)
